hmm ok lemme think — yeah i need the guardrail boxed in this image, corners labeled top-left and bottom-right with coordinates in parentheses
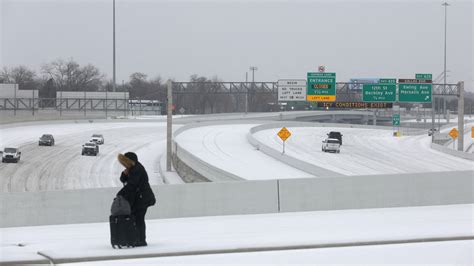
top-left (1, 170), bottom-right (472, 227)
top-left (430, 142), bottom-right (474, 161)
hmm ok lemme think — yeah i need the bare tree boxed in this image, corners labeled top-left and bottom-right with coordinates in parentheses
top-left (0, 65), bottom-right (38, 90)
top-left (41, 58), bottom-right (104, 91)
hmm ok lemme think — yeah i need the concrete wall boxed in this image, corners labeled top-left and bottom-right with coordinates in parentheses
top-left (279, 171), bottom-right (474, 212)
top-left (430, 142), bottom-right (474, 161)
top-left (1, 171), bottom-right (472, 228)
top-left (0, 180), bottom-right (278, 228)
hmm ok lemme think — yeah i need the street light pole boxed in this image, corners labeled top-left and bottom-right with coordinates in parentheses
top-left (442, 2), bottom-right (449, 121)
top-left (113, 0), bottom-right (116, 92)
top-left (245, 72), bottom-right (248, 114)
top-left (249, 66), bottom-right (257, 113)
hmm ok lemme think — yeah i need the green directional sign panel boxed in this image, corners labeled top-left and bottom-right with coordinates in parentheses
top-left (362, 79), bottom-right (396, 102)
top-left (392, 114), bottom-right (400, 126)
top-left (398, 80), bottom-right (432, 103)
top-left (307, 72), bottom-right (336, 102)
top-left (415, 73), bottom-right (432, 80)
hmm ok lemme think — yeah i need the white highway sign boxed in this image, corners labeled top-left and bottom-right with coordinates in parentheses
top-left (277, 79), bottom-right (306, 101)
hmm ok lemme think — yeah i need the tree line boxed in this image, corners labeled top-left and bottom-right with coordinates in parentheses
top-left (1, 58), bottom-right (473, 114)
top-left (0, 58), bottom-right (276, 113)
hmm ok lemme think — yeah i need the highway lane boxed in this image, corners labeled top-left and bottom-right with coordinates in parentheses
top-left (254, 127), bottom-right (473, 176)
top-left (0, 122), bottom-right (167, 192)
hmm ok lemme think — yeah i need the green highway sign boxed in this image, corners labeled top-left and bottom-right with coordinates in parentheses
top-left (392, 114), bottom-right (400, 126)
top-left (307, 72), bottom-right (336, 102)
top-left (379, 79), bottom-right (396, 84)
top-left (398, 82), bottom-right (432, 103)
top-left (362, 78), bottom-right (396, 102)
top-left (415, 73), bottom-right (432, 80)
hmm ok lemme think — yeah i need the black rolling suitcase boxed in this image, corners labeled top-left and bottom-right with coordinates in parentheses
top-left (109, 215), bottom-right (138, 248)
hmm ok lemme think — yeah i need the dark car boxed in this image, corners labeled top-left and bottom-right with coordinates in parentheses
top-left (39, 134), bottom-right (55, 146)
top-left (428, 128), bottom-right (438, 136)
top-left (82, 142), bottom-right (99, 156)
top-left (327, 131), bottom-right (343, 145)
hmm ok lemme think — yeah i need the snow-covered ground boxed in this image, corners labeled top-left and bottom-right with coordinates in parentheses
top-left (0, 121), bottom-right (169, 192)
top-left (175, 124), bottom-right (314, 180)
top-left (2, 204), bottom-right (472, 265)
top-left (253, 126), bottom-right (473, 176)
top-left (177, 124), bottom-right (473, 179)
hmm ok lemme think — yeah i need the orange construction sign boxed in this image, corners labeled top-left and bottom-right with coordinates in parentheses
top-left (449, 128), bottom-right (459, 140)
top-left (472, 127), bottom-right (474, 138)
top-left (277, 127), bottom-right (292, 141)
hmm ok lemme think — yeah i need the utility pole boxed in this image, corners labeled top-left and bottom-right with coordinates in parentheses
top-left (113, 0), bottom-right (116, 92)
top-left (249, 66), bottom-right (257, 113)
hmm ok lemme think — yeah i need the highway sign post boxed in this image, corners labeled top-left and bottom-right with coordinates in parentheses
top-left (398, 78), bottom-right (432, 103)
top-left (277, 127), bottom-right (291, 154)
top-left (362, 79), bottom-right (396, 102)
top-left (278, 80), bottom-right (306, 101)
top-left (307, 72), bottom-right (336, 102)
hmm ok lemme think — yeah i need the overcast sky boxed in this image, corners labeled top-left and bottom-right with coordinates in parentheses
top-left (1, 0), bottom-right (472, 89)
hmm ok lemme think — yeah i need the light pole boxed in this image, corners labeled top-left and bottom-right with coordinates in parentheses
top-left (244, 72), bottom-right (248, 113)
top-left (249, 66), bottom-right (257, 113)
top-left (113, 0), bottom-right (116, 92)
top-left (442, 2), bottom-right (449, 120)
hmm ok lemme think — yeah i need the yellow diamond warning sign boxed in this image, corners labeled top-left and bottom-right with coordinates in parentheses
top-left (277, 127), bottom-right (291, 141)
top-left (449, 128), bottom-right (459, 139)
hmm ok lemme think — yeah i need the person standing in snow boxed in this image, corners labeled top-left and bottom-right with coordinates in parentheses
top-left (117, 152), bottom-right (156, 247)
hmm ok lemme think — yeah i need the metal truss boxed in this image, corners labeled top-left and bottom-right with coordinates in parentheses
top-left (172, 82), bottom-right (278, 94)
top-left (172, 82), bottom-right (460, 98)
top-left (0, 98), bottom-right (129, 111)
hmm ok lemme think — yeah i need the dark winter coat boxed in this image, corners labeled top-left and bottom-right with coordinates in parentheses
top-left (117, 158), bottom-right (156, 210)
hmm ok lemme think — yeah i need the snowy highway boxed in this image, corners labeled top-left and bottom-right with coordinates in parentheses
top-left (0, 121), bottom-right (167, 192)
top-left (177, 124), bottom-right (473, 179)
top-left (254, 126), bottom-right (473, 176)
top-left (1, 119), bottom-right (473, 191)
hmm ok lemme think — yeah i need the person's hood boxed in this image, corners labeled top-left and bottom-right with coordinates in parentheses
top-left (118, 153), bottom-right (135, 169)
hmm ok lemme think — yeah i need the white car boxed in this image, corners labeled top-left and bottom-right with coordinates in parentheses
top-left (322, 138), bottom-right (341, 153)
top-left (2, 147), bottom-right (21, 163)
top-left (90, 134), bottom-right (104, 145)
